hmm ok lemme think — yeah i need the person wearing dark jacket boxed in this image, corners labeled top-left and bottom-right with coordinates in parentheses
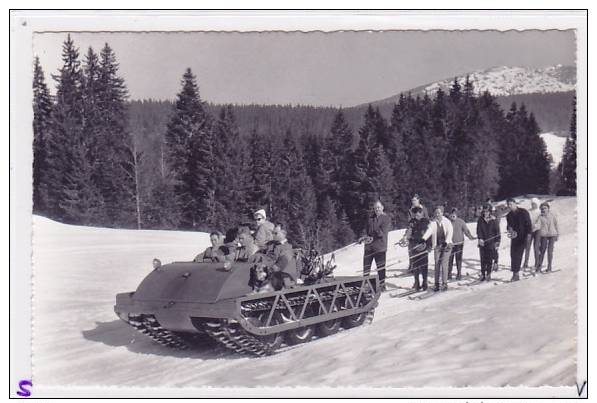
top-left (360, 200), bottom-right (391, 290)
top-left (477, 204), bottom-right (501, 281)
top-left (506, 198), bottom-right (533, 281)
top-left (400, 206), bottom-right (431, 290)
top-left (407, 194), bottom-right (430, 221)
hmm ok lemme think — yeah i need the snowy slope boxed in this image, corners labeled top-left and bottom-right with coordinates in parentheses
top-left (32, 197), bottom-right (578, 392)
top-left (540, 132), bottom-right (567, 167)
top-left (369, 65), bottom-right (576, 107)
top-left (422, 65), bottom-right (575, 97)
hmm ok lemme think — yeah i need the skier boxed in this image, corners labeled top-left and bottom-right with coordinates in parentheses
top-left (476, 204), bottom-right (501, 281)
top-left (523, 197), bottom-right (542, 269)
top-left (360, 200), bottom-right (391, 291)
top-left (485, 198), bottom-right (502, 272)
top-left (400, 206), bottom-right (431, 291)
top-left (253, 209), bottom-right (275, 249)
top-left (408, 194), bottom-right (430, 220)
top-left (534, 202), bottom-right (559, 273)
top-left (505, 198), bottom-right (533, 281)
top-left (422, 205), bottom-right (453, 292)
top-left (448, 208), bottom-right (476, 280)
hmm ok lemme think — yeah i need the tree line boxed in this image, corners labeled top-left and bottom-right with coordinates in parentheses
top-left (32, 36), bottom-right (577, 253)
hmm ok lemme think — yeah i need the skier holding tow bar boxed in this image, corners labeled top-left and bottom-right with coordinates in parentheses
top-left (359, 200), bottom-right (391, 291)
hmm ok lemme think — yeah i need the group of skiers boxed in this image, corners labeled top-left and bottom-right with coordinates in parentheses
top-left (194, 194), bottom-right (560, 295)
top-left (360, 194), bottom-right (560, 293)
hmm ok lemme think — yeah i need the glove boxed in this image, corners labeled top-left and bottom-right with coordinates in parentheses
top-left (478, 239), bottom-right (485, 247)
top-left (507, 230), bottom-right (518, 239)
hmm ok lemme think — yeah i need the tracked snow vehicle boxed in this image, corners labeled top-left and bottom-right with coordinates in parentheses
top-left (114, 254), bottom-right (380, 356)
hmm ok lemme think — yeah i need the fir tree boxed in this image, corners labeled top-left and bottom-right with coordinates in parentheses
top-left (324, 110), bottom-right (354, 216)
top-left (47, 34), bottom-right (90, 221)
top-left (367, 145), bottom-right (396, 220)
top-left (558, 96), bottom-right (577, 195)
top-left (96, 43), bottom-right (136, 226)
top-left (32, 56), bottom-right (53, 215)
top-left (247, 128), bottom-right (274, 216)
top-left (212, 105), bottom-right (247, 228)
top-left (164, 68), bottom-right (213, 229)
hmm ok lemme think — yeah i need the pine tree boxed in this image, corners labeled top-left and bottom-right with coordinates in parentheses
top-left (313, 195), bottom-right (340, 253)
top-left (164, 68), bottom-right (213, 229)
top-left (302, 132), bottom-right (329, 216)
top-left (247, 128), bottom-right (275, 216)
top-left (46, 34), bottom-right (90, 221)
top-left (558, 96), bottom-right (577, 195)
top-left (367, 145), bottom-right (396, 220)
top-left (59, 142), bottom-right (106, 225)
top-left (271, 130), bottom-right (317, 248)
top-left (387, 96), bottom-right (410, 225)
top-left (212, 105), bottom-right (247, 228)
top-left (96, 43), bottom-right (136, 227)
top-left (32, 56), bottom-right (53, 215)
top-left (324, 110), bottom-right (354, 216)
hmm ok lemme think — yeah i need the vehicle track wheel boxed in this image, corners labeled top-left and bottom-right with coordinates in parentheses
top-left (316, 301), bottom-right (341, 337)
top-left (279, 310), bottom-right (314, 345)
top-left (246, 312), bottom-right (284, 352)
top-left (341, 291), bottom-right (372, 329)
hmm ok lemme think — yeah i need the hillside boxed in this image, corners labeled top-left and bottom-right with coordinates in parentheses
top-left (368, 65), bottom-right (576, 105)
top-left (31, 196), bottom-right (579, 395)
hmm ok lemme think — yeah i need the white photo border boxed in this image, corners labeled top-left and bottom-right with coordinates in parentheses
top-left (9, 9), bottom-right (588, 399)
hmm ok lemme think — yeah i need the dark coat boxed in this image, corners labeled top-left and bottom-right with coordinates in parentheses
top-left (476, 216), bottom-right (501, 248)
top-left (506, 208), bottom-right (533, 244)
top-left (407, 217), bottom-right (432, 250)
top-left (408, 205), bottom-right (430, 221)
top-left (252, 240), bottom-right (298, 281)
top-left (365, 213), bottom-right (392, 253)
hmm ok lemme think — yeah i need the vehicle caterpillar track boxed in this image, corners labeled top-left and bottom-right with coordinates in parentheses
top-left (115, 257), bottom-right (381, 356)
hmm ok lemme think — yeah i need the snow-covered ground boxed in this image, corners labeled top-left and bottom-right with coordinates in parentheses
top-left (423, 65), bottom-right (575, 97)
top-left (540, 132), bottom-right (567, 168)
top-left (32, 197), bottom-right (578, 391)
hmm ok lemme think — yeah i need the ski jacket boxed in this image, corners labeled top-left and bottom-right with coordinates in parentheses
top-left (255, 220), bottom-right (275, 248)
top-left (476, 216), bottom-right (501, 248)
top-left (528, 208), bottom-right (541, 232)
top-left (407, 217), bottom-right (430, 243)
top-left (194, 246), bottom-right (218, 263)
top-left (364, 213), bottom-right (391, 253)
top-left (506, 208), bottom-right (533, 243)
top-left (536, 212), bottom-right (559, 237)
top-left (235, 243), bottom-right (260, 262)
top-left (422, 216), bottom-right (453, 248)
top-left (450, 217), bottom-right (474, 244)
top-left (253, 240), bottom-right (298, 281)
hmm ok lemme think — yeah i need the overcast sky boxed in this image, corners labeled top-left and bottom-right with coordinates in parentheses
top-left (33, 30), bottom-right (576, 107)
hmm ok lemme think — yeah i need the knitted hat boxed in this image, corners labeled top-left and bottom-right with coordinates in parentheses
top-left (254, 209), bottom-right (267, 219)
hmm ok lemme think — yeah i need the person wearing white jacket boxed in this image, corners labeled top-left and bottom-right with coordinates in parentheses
top-left (422, 205), bottom-right (453, 291)
top-left (523, 197), bottom-right (541, 268)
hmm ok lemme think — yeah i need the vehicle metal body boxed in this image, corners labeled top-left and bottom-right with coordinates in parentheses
top-left (115, 260), bottom-right (380, 356)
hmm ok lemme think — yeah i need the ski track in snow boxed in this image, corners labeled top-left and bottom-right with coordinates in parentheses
top-left (32, 197), bottom-right (578, 388)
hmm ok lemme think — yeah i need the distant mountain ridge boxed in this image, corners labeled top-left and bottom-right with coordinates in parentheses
top-left (366, 64), bottom-right (576, 107)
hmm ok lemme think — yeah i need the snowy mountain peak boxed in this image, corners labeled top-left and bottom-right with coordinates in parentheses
top-left (422, 65), bottom-right (576, 97)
